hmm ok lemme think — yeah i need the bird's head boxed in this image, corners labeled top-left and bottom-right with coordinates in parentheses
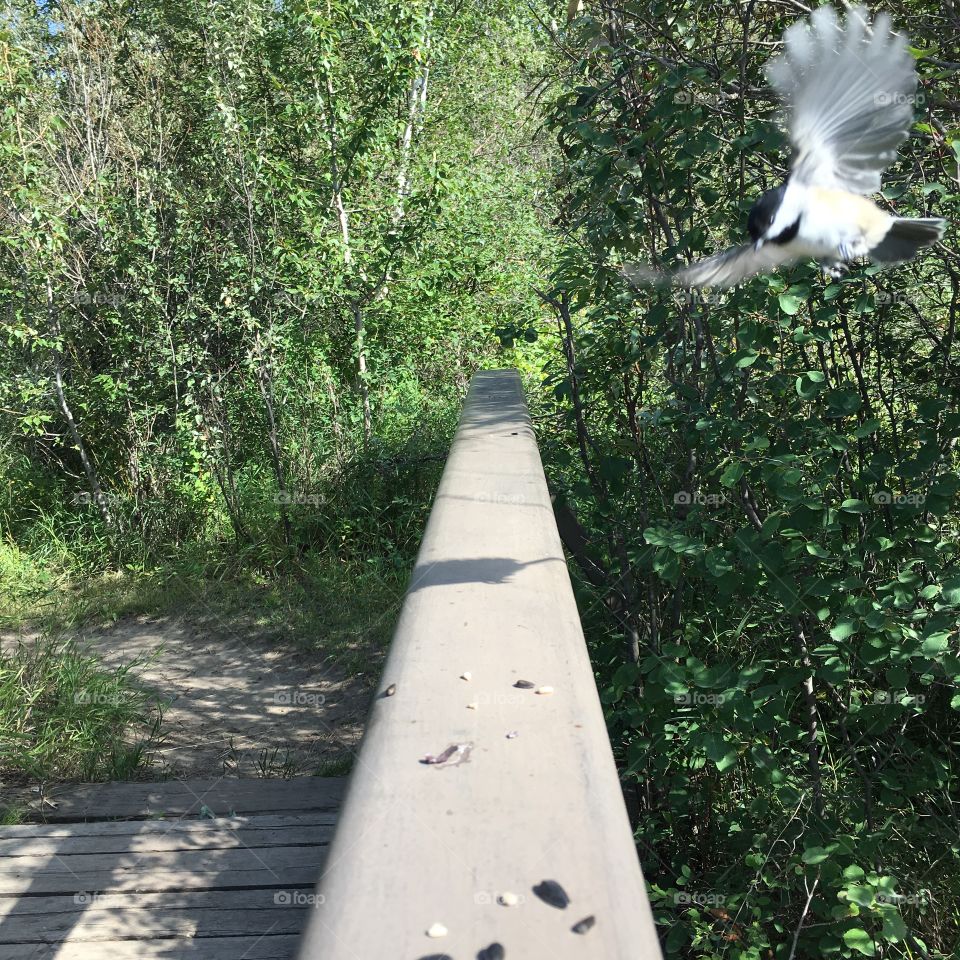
top-left (747, 185), bottom-right (788, 249)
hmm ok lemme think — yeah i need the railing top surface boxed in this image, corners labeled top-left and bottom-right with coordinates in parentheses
top-left (298, 369), bottom-right (661, 959)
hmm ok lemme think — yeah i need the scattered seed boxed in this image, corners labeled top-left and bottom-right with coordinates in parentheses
top-left (535, 685), bottom-right (555, 695)
top-left (513, 680), bottom-right (536, 689)
top-left (421, 743), bottom-right (473, 766)
top-left (466, 702), bottom-right (478, 710)
top-left (461, 671), bottom-right (473, 681)
top-left (497, 892), bottom-right (520, 906)
top-left (426, 922), bottom-right (448, 938)
top-left (505, 730), bottom-right (519, 739)
top-left (421, 745), bottom-right (458, 765)
top-left (533, 879), bottom-right (570, 909)
top-left (572, 915), bottom-right (596, 934)
top-left (383, 683), bottom-right (397, 697)
top-left (477, 944), bottom-right (505, 960)
top-left (418, 955), bottom-right (453, 960)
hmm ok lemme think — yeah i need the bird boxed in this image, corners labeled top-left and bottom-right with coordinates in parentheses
top-left (622, 5), bottom-right (946, 290)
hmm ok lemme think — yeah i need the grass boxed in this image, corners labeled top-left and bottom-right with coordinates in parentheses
top-left (0, 443), bottom-right (430, 792)
top-left (314, 753), bottom-right (355, 778)
top-left (1, 541), bottom-right (408, 683)
top-left (0, 545), bottom-right (404, 798)
top-left (0, 635), bottom-right (163, 786)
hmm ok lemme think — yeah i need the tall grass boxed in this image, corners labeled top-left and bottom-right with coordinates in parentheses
top-left (0, 637), bottom-right (162, 785)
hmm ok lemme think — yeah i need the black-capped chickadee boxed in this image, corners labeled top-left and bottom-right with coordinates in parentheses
top-left (623, 5), bottom-right (946, 290)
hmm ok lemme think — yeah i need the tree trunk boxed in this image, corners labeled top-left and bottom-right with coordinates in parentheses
top-left (47, 279), bottom-right (115, 532)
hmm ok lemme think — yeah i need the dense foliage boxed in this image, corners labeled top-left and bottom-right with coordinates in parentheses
top-left (0, 0), bottom-right (549, 576)
top-left (534, 3), bottom-right (960, 958)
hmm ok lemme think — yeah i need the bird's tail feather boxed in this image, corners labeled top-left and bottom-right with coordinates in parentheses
top-left (870, 218), bottom-right (946, 263)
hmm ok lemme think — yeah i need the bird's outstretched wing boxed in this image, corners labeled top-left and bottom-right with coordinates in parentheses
top-left (767, 5), bottom-right (916, 195)
top-left (623, 242), bottom-right (797, 291)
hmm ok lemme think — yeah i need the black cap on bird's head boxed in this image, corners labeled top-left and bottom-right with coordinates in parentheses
top-left (748, 184), bottom-right (787, 245)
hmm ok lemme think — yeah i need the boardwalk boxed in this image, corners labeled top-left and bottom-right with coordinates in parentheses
top-left (0, 777), bottom-right (345, 958)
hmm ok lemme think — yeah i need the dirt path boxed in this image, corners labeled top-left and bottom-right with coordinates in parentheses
top-left (82, 613), bottom-right (369, 779)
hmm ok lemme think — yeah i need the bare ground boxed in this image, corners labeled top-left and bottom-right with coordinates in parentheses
top-left (84, 613), bottom-right (369, 778)
top-left (1, 610), bottom-right (374, 815)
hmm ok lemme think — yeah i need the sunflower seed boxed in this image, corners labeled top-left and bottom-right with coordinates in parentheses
top-left (426, 922), bottom-right (448, 938)
top-left (513, 680), bottom-right (535, 689)
top-left (535, 685), bottom-right (554, 695)
top-left (533, 879), bottom-right (570, 909)
top-left (497, 891), bottom-right (520, 906)
top-left (421, 743), bottom-right (472, 766)
top-left (505, 730), bottom-right (519, 739)
top-left (383, 683), bottom-right (397, 697)
top-left (466, 702), bottom-right (478, 710)
top-left (572, 914), bottom-right (596, 934)
top-left (421, 745), bottom-right (458, 765)
top-left (461, 671), bottom-right (472, 681)
top-left (477, 943), bottom-right (505, 960)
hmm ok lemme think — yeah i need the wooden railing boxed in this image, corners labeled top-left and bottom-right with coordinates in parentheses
top-left (297, 369), bottom-right (663, 959)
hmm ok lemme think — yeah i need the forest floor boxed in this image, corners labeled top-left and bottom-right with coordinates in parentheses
top-left (78, 611), bottom-right (368, 779)
top-left (1, 564), bottom-right (403, 817)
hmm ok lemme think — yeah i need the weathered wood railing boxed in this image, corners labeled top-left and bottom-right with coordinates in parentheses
top-left (297, 369), bottom-right (663, 959)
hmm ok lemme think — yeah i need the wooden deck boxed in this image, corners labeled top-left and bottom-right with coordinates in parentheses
top-left (0, 777), bottom-right (346, 958)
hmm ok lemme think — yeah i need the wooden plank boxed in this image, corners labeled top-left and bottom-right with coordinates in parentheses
top-left (0, 934), bottom-right (301, 959)
top-left (22, 776), bottom-right (347, 823)
top-left (0, 812), bottom-right (336, 840)
top-left (297, 370), bottom-right (663, 959)
top-left (0, 899), bottom-right (308, 942)
top-left (0, 888), bottom-right (314, 918)
top-left (0, 844), bottom-right (328, 895)
top-left (0, 820), bottom-right (335, 857)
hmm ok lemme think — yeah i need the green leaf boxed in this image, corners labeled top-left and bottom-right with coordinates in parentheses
top-left (941, 577), bottom-right (960, 605)
top-left (830, 621), bottom-right (858, 642)
top-left (843, 928), bottom-right (876, 956)
top-left (720, 462), bottom-right (744, 488)
top-left (845, 885), bottom-right (874, 907)
top-left (921, 631), bottom-right (951, 655)
top-left (778, 293), bottom-right (802, 315)
top-left (801, 846), bottom-right (830, 865)
top-left (880, 910), bottom-right (908, 942)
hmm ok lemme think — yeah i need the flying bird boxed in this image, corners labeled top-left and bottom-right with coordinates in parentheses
top-left (623, 6), bottom-right (946, 290)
